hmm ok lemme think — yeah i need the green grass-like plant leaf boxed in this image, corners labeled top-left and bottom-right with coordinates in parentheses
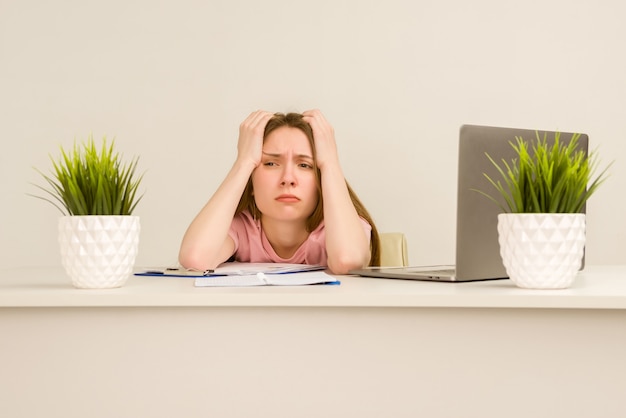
top-left (30, 135), bottom-right (144, 216)
top-left (473, 131), bottom-right (611, 213)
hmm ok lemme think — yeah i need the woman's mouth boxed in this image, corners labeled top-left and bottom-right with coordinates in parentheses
top-left (275, 194), bottom-right (300, 203)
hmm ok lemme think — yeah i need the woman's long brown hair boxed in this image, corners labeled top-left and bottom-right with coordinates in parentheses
top-left (235, 112), bottom-right (380, 266)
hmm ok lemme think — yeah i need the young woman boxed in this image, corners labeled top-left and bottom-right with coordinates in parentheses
top-left (178, 109), bottom-right (380, 275)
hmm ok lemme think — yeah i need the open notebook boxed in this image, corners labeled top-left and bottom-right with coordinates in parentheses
top-left (194, 271), bottom-right (339, 287)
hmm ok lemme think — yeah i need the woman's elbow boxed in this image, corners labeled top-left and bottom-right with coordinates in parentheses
top-left (179, 238), bottom-right (234, 271)
top-left (178, 248), bottom-right (213, 271)
top-left (327, 253), bottom-right (370, 275)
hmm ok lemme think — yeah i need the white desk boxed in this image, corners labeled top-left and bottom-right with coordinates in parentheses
top-left (1, 266), bottom-right (626, 418)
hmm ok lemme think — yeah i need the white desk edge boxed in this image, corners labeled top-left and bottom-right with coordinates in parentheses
top-left (1, 265), bottom-right (625, 309)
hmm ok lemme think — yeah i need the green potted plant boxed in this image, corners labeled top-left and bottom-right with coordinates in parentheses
top-left (475, 131), bottom-right (610, 289)
top-left (31, 135), bottom-right (144, 289)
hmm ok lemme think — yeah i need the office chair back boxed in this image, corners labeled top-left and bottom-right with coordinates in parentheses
top-left (379, 233), bottom-right (409, 267)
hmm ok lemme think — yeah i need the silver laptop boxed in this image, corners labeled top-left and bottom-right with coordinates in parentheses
top-left (351, 124), bottom-right (588, 282)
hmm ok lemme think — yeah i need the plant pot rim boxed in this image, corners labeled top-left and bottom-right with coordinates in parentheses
top-left (59, 215), bottom-right (140, 218)
top-left (498, 213), bottom-right (585, 216)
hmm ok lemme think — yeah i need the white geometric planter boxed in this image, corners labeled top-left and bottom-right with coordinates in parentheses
top-left (58, 216), bottom-right (140, 289)
top-left (497, 213), bottom-right (586, 289)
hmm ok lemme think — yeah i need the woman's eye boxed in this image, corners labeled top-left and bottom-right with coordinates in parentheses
top-left (299, 163), bottom-right (313, 169)
top-left (264, 162), bottom-right (277, 167)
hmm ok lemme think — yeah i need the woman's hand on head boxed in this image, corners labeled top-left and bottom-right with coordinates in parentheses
top-left (237, 110), bottom-right (274, 169)
top-left (302, 109), bottom-right (339, 170)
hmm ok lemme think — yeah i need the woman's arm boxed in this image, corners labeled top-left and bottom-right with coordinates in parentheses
top-left (302, 109), bottom-right (371, 274)
top-left (178, 110), bottom-right (274, 271)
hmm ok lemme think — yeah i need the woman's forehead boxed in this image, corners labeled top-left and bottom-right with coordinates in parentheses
top-left (263, 127), bottom-right (312, 155)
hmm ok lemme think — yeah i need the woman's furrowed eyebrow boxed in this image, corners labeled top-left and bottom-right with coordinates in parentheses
top-left (262, 151), bottom-right (313, 159)
top-left (262, 151), bottom-right (281, 158)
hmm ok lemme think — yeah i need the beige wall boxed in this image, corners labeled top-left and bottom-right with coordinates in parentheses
top-left (2, 0), bottom-right (625, 268)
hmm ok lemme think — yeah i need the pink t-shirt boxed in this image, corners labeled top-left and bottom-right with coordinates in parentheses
top-left (228, 211), bottom-right (372, 266)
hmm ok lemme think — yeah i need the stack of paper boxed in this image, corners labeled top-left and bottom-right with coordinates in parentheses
top-left (194, 271), bottom-right (339, 287)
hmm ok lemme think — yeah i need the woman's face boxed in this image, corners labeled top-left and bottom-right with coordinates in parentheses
top-left (251, 126), bottom-right (319, 225)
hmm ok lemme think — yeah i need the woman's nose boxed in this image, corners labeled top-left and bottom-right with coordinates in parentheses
top-left (280, 165), bottom-right (297, 186)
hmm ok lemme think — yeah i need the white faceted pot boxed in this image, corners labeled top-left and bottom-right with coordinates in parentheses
top-left (58, 216), bottom-right (140, 289)
top-left (497, 213), bottom-right (585, 289)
